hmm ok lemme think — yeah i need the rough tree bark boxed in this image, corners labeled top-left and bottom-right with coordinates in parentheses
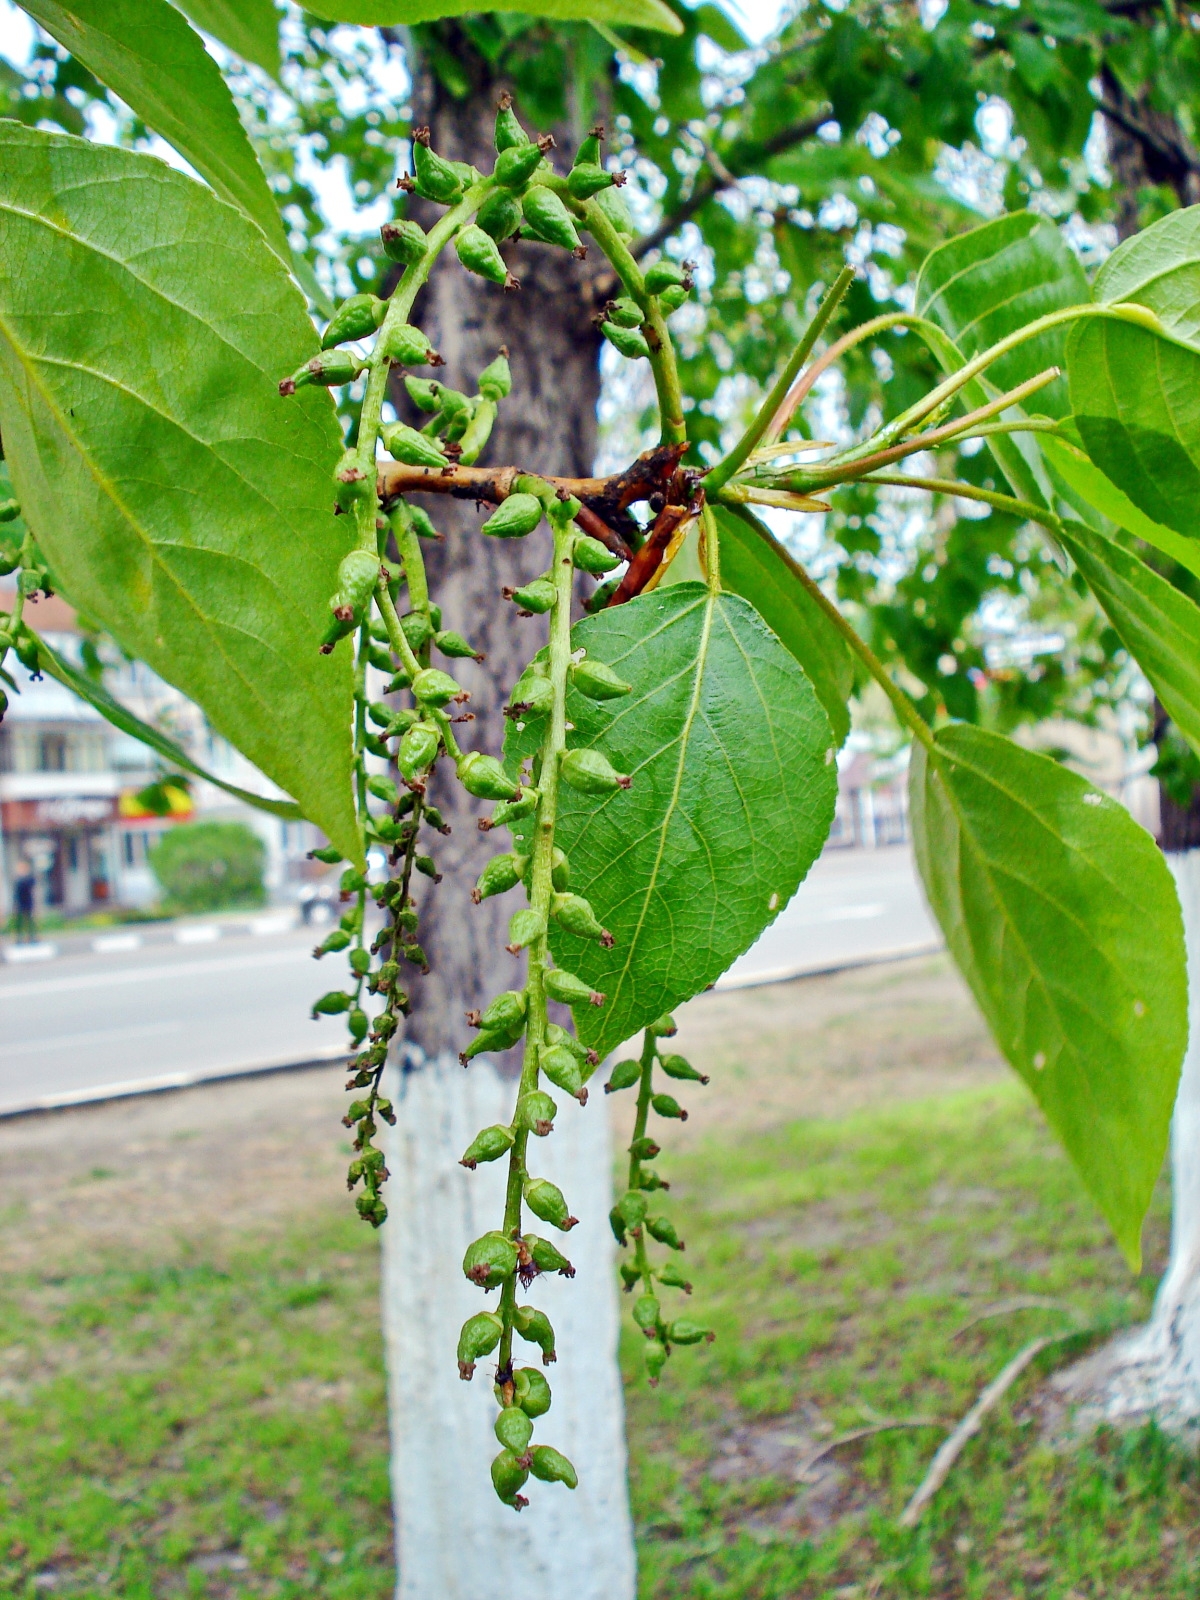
top-left (376, 31), bottom-right (637, 1597)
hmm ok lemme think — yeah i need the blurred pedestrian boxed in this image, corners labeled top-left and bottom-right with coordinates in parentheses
top-left (12, 860), bottom-right (36, 943)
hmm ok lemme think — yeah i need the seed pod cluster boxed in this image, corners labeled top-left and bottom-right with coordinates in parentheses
top-left (607, 1019), bottom-right (713, 1383)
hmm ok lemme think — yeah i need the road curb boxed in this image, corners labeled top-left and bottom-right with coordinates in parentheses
top-left (714, 938), bottom-right (944, 991)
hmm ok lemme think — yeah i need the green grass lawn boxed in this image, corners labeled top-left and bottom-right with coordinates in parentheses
top-left (1, 1081), bottom-right (1196, 1598)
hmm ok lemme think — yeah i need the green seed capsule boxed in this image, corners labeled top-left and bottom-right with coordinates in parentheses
top-left (367, 774), bottom-right (399, 806)
top-left (401, 610), bottom-right (434, 652)
top-left (383, 672), bottom-right (412, 697)
top-left (524, 848), bottom-right (569, 893)
top-left (513, 1304), bottom-right (557, 1363)
top-left (489, 788), bottom-right (540, 829)
top-left (521, 186), bottom-right (583, 253)
top-left (659, 282), bottom-right (689, 314)
top-left (644, 258), bottom-right (688, 294)
top-left (494, 140), bottom-right (546, 191)
top-left (312, 990), bottom-right (352, 1017)
top-left (567, 161), bottom-right (616, 199)
top-left (482, 493), bottom-right (543, 539)
top-left (620, 1261), bottom-right (641, 1291)
top-left (644, 1340), bottom-right (669, 1382)
top-left (517, 1092), bottom-right (558, 1137)
top-left (411, 667), bottom-right (462, 707)
top-left (523, 1235), bottom-right (574, 1277)
top-left (409, 506), bottom-right (441, 541)
top-left (340, 868), bottom-right (368, 894)
top-left (638, 1169), bottom-right (669, 1192)
top-left (435, 629), bottom-right (481, 660)
top-left (494, 93), bottom-right (529, 152)
top-left (457, 1310), bottom-right (503, 1378)
top-left (609, 1206), bottom-right (627, 1245)
top-left (507, 908), bottom-right (546, 951)
top-left (543, 1023), bottom-right (588, 1067)
top-left (602, 321), bottom-right (651, 360)
top-left (475, 193), bottom-right (522, 247)
top-left (397, 721), bottom-right (441, 780)
top-left (481, 989), bottom-right (528, 1034)
top-left (0, 499), bottom-right (19, 523)
top-left (367, 643), bottom-right (393, 673)
top-left (550, 892), bottom-right (611, 945)
top-left (652, 1092), bottom-right (687, 1121)
top-left (649, 1013), bottom-right (678, 1037)
top-left (332, 451), bottom-right (371, 509)
top-left (463, 1230), bottom-right (519, 1290)
top-left (404, 374), bottom-right (441, 413)
top-left (367, 700), bottom-right (394, 728)
top-left (657, 1261), bottom-right (693, 1292)
top-left (473, 852), bottom-right (525, 902)
top-left (571, 657), bottom-right (632, 699)
top-left (619, 1190), bottom-right (649, 1228)
top-left (380, 322), bottom-right (437, 366)
top-left (478, 351), bottom-right (513, 400)
top-left (279, 349), bottom-right (364, 395)
top-left (510, 577), bottom-right (557, 614)
top-left (348, 1007), bottom-right (369, 1043)
top-left (528, 1444), bottom-right (577, 1489)
top-left (660, 1053), bottom-right (709, 1084)
top-left (494, 1406), bottom-right (533, 1455)
top-left (606, 296), bottom-right (643, 329)
top-left (583, 575), bottom-right (621, 613)
top-left (523, 1176), bottom-right (577, 1231)
top-left (560, 747), bottom-right (631, 794)
top-left (605, 1058), bottom-right (641, 1094)
top-left (459, 751), bottom-right (521, 802)
top-left (381, 422), bottom-right (448, 469)
top-left (321, 292), bottom-right (386, 349)
top-left (539, 1043), bottom-right (585, 1102)
top-left (508, 1365), bottom-right (553, 1417)
top-left (573, 126), bottom-right (603, 168)
top-left (594, 181), bottom-right (635, 239)
top-left (315, 928), bottom-right (352, 958)
top-left (309, 845), bottom-right (343, 865)
top-left (667, 1318), bottom-right (714, 1345)
top-left (646, 1215), bottom-right (684, 1250)
top-left (461, 1027), bottom-right (509, 1063)
top-left (630, 1135), bottom-right (660, 1161)
top-left (507, 671), bottom-right (554, 719)
top-left (456, 224), bottom-right (513, 286)
top-left (348, 945), bottom-right (372, 974)
top-left (381, 218), bottom-right (428, 264)
top-left (460, 1124), bottom-right (516, 1170)
top-left (491, 1448), bottom-right (529, 1506)
top-left (543, 967), bottom-right (604, 1008)
top-left (633, 1293), bottom-right (660, 1334)
top-left (457, 398), bottom-right (496, 466)
top-left (413, 129), bottom-right (464, 204)
top-left (571, 535), bottom-right (620, 575)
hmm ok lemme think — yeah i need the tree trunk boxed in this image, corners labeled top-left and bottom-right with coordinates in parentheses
top-left (377, 32), bottom-right (637, 1597)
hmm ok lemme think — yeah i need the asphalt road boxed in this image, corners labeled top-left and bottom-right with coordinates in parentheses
top-left (0, 845), bottom-right (939, 1114)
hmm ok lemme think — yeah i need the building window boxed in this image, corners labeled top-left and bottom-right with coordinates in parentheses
top-left (39, 732), bottom-right (67, 772)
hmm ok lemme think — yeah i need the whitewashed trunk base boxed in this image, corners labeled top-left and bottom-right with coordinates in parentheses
top-left (1053, 850), bottom-right (1200, 1434)
top-left (380, 1051), bottom-right (637, 1600)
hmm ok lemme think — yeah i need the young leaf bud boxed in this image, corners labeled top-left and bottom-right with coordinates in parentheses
top-left (659, 1053), bottom-right (709, 1084)
top-left (644, 1340), bottom-right (669, 1383)
top-left (538, 1043), bottom-right (586, 1102)
top-left (517, 1092), bottom-right (558, 1137)
top-left (571, 535), bottom-right (621, 575)
top-left (494, 140), bottom-right (546, 191)
top-left (381, 218), bottom-right (428, 264)
top-left (380, 422), bottom-right (448, 469)
top-left (507, 908), bottom-right (546, 952)
top-left (481, 493), bottom-right (543, 539)
top-left (602, 321), bottom-right (651, 360)
top-left (478, 350), bottom-right (513, 401)
top-left (493, 92), bottom-right (529, 152)
top-left (646, 1215), bottom-right (684, 1250)
top-left (463, 1230), bottom-right (519, 1290)
top-left (551, 892), bottom-right (612, 946)
top-left (657, 1262), bottom-right (693, 1293)
top-left (321, 292), bottom-right (386, 349)
top-left (667, 1319), bottom-right (715, 1345)
top-left (632, 1293), bottom-right (660, 1335)
top-left (460, 1124), bottom-right (516, 1169)
top-left (404, 373), bottom-right (440, 412)
top-left (513, 1304), bottom-right (557, 1364)
top-left (605, 1058), bottom-right (641, 1094)
top-left (606, 296), bottom-right (644, 329)
top-left (644, 258), bottom-right (689, 294)
top-left (459, 751), bottom-right (522, 801)
top-left (543, 967), bottom-right (605, 1008)
top-left (521, 186), bottom-right (583, 253)
top-left (412, 127), bottom-right (465, 204)
top-left (491, 1449), bottom-right (530, 1507)
top-left (523, 1236), bottom-right (574, 1277)
top-left (456, 224), bottom-right (514, 287)
top-left (279, 349), bottom-right (364, 395)
top-left (397, 721), bottom-right (441, 780)
top-left (567, 161), bottom-right (617, 199)
top-left (652, 1092), bottom-right (688, 1121)
top-left (473, 852), bottom-right (525, 902)
top-left (508, 1365), bottom-right (553, 1417)
top-left (380, 322), bottom-right (439, 366)
top-left (649, 1013), bottom-right (678, 1037)
top-left (570, 657), bottom-right (632, 699)
top-left (412, 667), bottom-right (462, 707)
top-left (494, 1406), bottom-right (534, 1456)
top-left (560, 747), bottom-right (631, 794)
top-left (523, 1176), bottom-right (578, 1231)
top-left (435, 629), bottom-right (482, 660)
top-left (457, 1310), bottom-right (503, 1378)
top-left (528, 1445), bottom-right (577, 1489)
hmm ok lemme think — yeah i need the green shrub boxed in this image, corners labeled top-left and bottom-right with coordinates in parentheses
top-left (148, 821), bottom-right (266, 914)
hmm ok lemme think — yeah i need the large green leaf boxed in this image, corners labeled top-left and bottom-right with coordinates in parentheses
top-left (308, 0), bottom-right (682, 31)
top-left (1067, 317), bottom-right (1200, 541)
top-left (174, 0), bottom-right (281, 79)
top-left (0, 124), bottom-right (360, 863)
top-left (910, 725), bottom-right (1186, 1266)
top-left (20, 0), bottom-right (287, 253)
top-left (32, 632), bottom-right (306, 821)
top-left (1094, 203), bottom-right (1200, 350)
top-left (715, 504), bottom-right (853, 747)
top-left (509, 584), bottom-right (837, 1056)
top-left (1055, 518), bottom-right (1200, 759)
top-left (915, 211), bottom-right (1089, 507)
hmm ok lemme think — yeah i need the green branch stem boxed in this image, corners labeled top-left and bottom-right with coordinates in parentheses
top-left (374, 580), bottom-right (462, 763)
top-left (628, 1028), bottom-right (660, 1295)
top-left (863, 472), bottom-right (1066, 533)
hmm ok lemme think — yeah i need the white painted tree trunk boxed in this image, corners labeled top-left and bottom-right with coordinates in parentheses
top-left (1057, 849), bottom-right (1200, 1429)
top-left (380, 1050), bottom-right (637, 1600)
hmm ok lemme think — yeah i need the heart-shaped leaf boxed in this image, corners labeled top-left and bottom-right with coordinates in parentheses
top-left (0, 124), bottom-right (360, 863)
top-left (309, 0), bottom-right (682, 33)
top-left (508, 584), bottom-right (837, 1056)
top-left (910, 724), bottom-right (1186, 1267)
top-left (1094, 202), bottom-right (1200, 349)
top-left (175, 0), bottom-right (282, 79)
